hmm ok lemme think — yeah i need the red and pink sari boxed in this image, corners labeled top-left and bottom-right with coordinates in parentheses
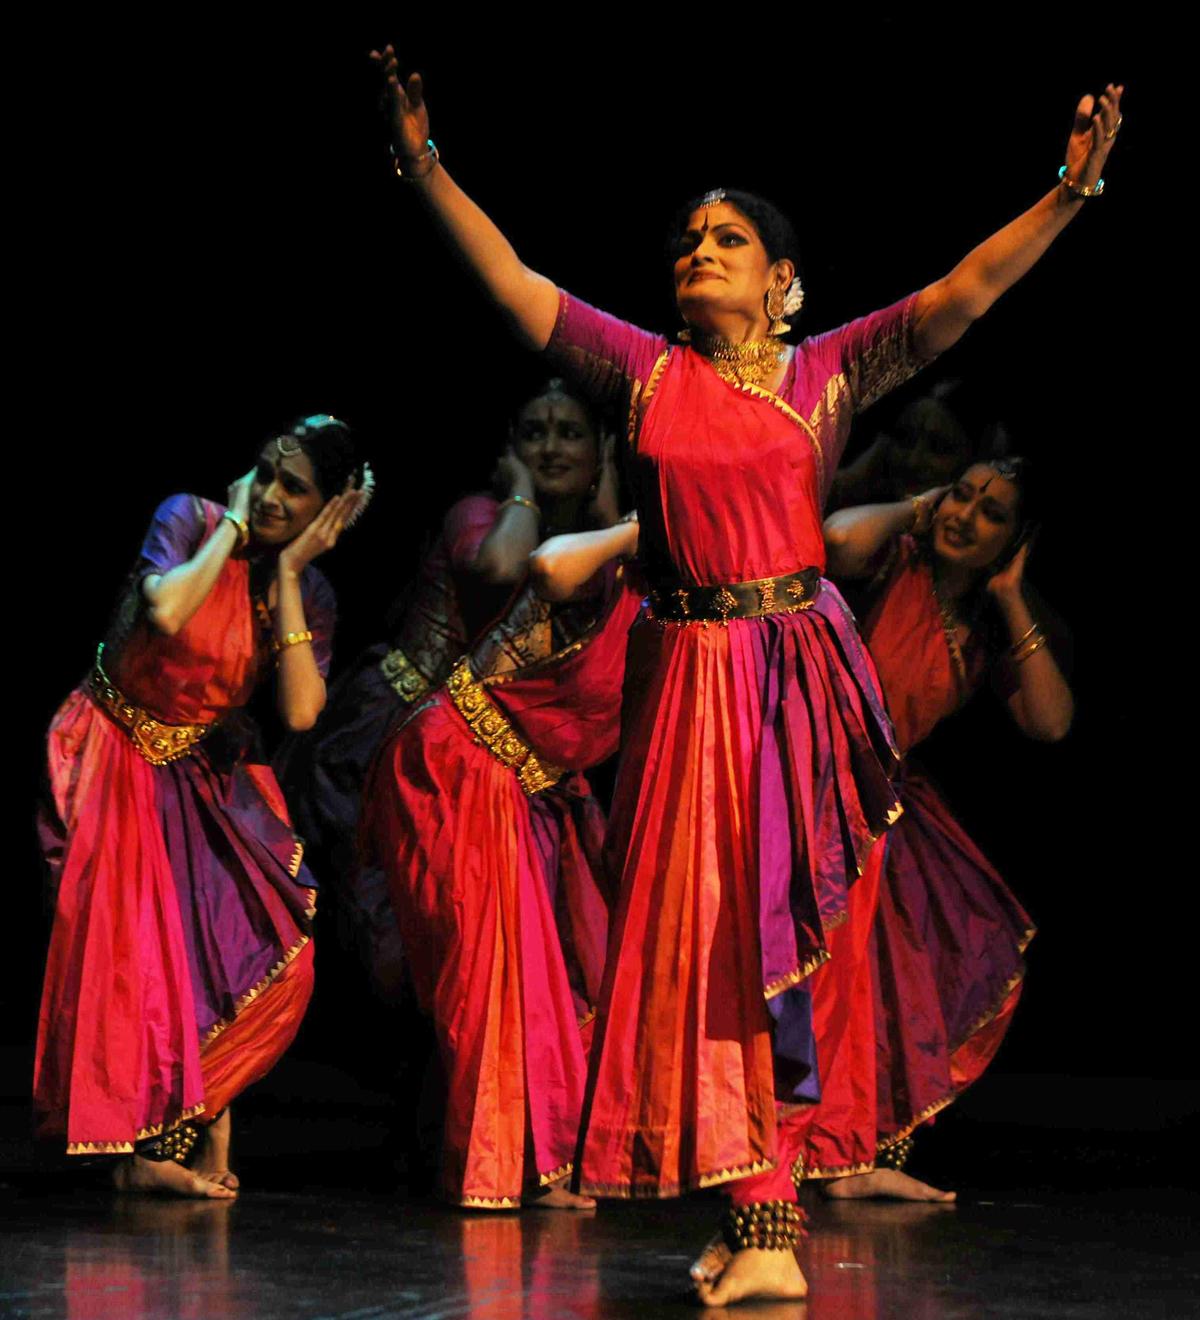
top-left (547, 289), bottom-right (930, 1201)
top-left (362, 565), bottom-right (642, 1207)
top-left (34, 494), bottom-right (333, 1156)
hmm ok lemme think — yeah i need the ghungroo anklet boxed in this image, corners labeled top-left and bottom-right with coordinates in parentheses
top-left (877, 1135), bottom-right (915, 1171)
top-left (722, 1200), bottom-right (804, 1252)
top-left (139, 1121), bottom-right (200, 1165)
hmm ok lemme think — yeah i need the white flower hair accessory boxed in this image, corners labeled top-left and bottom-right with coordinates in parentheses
top-left (343, 461), bottom-right (376, 529)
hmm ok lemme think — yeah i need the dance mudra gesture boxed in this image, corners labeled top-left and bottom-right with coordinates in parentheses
top-left (373, 42), bottom-right (1120, 1305)
top-left (35, 416), bottom-right (370, 1198)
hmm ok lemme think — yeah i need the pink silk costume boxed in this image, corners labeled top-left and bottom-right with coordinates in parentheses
top-left (362, 565), bottom-right (643, 1207)
top-left (862, 534), bottom-right (1035, 1154)
top-left (35, 495), bottom-right (333, 1155)
top-left (546, 289), bottom-right (931, 1199)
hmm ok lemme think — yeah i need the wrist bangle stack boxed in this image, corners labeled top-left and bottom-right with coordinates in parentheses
top-left (1011, 624), bottom-right (1048, 665)
top-left (1058, 165), bottom-right (1105, 199)
top-left (222, 510), bottom-right (250, 549)
top-left (390, 139), bottom-right (439, 182)
top-left (499, 494), bottom-right (541, 517)
top-left (274, 630), bottom-right (314, 654)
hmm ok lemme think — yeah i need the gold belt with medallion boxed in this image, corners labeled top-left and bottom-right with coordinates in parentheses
top-left (648, 567), bottom-right (821, 624)
top-left (89, 644), bottom-right (212, 765)
top-left (379, 646), bottom-right (432, 703)
top-left (444, 658), bottom-right (566, 796)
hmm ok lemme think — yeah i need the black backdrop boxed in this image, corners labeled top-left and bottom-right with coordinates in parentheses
top-left (9, 15), bottom-right (1181, 1117)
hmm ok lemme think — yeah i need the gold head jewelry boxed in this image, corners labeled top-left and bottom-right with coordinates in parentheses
top-left (688, 331), bottom-right (788, 388)
top-left (699, 189), bottom-right (727, 208)
top-left (276, 434), bottom-right (304, 458)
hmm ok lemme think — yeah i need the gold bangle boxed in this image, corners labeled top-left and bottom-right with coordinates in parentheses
top-left (274, 630), bottom-right (314, 654)
top-left (1013, 635), bottom-right (1049, 665)
top-left (498, 494), bottom-right (541, 517)
top-left (1009, 623), bottom-right (1041, 654)
top-left (221, 510), bottom-right (249, 549)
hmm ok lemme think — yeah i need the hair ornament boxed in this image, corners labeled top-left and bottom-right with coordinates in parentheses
top-left (782, 277), bottom-right (805, 318)
top-left (276, 434), bottom-right (304, 458)
top-left (699, 188), bottom-right (727, 208)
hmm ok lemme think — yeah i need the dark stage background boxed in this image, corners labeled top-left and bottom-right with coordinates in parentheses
top-left (9, 15), bottom-right (1186, 1171)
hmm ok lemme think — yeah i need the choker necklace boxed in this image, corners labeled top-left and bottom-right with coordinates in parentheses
top-left (687, 331), bottom-right (789, 389)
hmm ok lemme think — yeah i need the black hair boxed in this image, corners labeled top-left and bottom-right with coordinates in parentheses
top-left (278, 414), bottom-right (361, 500)
top-left (967, 453), bottom-right (1042, 569)
top-left (669, 188), bottom-right (802, 275)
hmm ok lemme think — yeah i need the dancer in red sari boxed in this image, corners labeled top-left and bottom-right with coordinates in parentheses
top-left (802, 459), bottom-right (1071, 1202)
top-left (35, 415), bottom-right (369, 1197)
top-left (279, 381), bottom-right (618, 1002)
top-left (372, 43), bottom-right (1121, 1302)
top-left (361, 396), bottom-right (639, 1208)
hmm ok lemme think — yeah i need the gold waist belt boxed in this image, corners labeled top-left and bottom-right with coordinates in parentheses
top-left (89, 644), bottom-right (212, 766)
top-left (444, 658), bottom-right (566, 796)
top-left (380, 646), bottom-right (432, 703)
top-left (648, 567), bottom-right (821, 624)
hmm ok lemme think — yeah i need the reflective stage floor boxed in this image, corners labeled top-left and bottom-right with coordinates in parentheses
top-left (3, 1072), bottom-right (1197, 1319)
top-left (3, 1183), bottom-right (1198, 1319)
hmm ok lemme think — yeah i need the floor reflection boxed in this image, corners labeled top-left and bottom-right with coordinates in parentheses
top-left (62, 1197), bottom-right (234, 1320)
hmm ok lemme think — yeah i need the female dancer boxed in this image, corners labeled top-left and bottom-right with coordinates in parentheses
top-left (35, 415), bottom-right (369, 1198)
top-left (809, 460), bottom-right (1070, 1200)
top-left (279, 381), bottom-right (618, 1000)
top-left (360, 409), bottom-right (640, 1210)
top-left (373, 45), bottom-right (1120, 1302)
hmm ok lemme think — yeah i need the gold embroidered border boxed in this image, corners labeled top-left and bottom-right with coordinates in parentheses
top-left (763, 949), bottom-right (831, 1001)
top-left (199, 897), bottom-right (316, 1048)
top-left (803, 1158), bottom-right (876, 1181)
top-left (580, 1153), bottom-right (778, 1201)
top-left (66, 1102), bottom-right (208, 1158)
top-left (460, 1193), bottom-right (521, 1210)
top-left (578, 1008), bottom-right (597, 1030)
top-left (874, 958), bottom-right (1034, 1155)
top-left (379, 646), bottom-right (432, 704)
top-left (445, 659), bottom-right (566, 795)
top-left (287, 841), bottom-right (305, 879)
top-left (487, 564), bottom-right (626, 687)
top-left (538, 1161), bottom-right (573, 1188)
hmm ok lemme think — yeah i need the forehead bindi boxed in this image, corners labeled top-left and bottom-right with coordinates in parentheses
top-left (963, 467), bottom-right (1017, 508)
top-left (685, 205), bottom-right (754, 239)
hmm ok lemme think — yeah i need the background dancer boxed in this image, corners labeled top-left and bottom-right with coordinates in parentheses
top-left (360, 382), bottom-right (639, 1211)
top-left (812, 459), bottom-right (1070, 1199)
top-left (35, 415), bottom-right (369, 1197)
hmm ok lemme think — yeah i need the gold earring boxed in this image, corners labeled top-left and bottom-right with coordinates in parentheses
top-left (765, 285), bottom-right (789, 336)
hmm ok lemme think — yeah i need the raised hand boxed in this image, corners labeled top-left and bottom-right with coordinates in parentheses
top-left (493, 448), bottom-right (536, 501)
top-left (369, 44), bottom-right (430, 161)
top-left (986, 539), bottom-right (1031, 602)
top-left (227, 470), bottom-right (255, 523)
top-left (278, 491), bottom-right (360, 576)
top-left (1063, 83), bottom-right (1124, 192)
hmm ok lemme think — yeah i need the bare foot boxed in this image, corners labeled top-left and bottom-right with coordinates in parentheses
top-left (689, 1232), bottom-right (732, 1285)
top-left (530, 1184), bottom-right (596, 1211)
top-left (694, 1247), bottom-right (807, 1307)
top-left (823, 1168), bottom-right (955, 1202)
top-left (112, 1155), bottom-right (237, 1199)
top-left (192, 1110), bottom-right (240, 1191)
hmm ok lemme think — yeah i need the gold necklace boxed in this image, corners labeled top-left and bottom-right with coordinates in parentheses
top-left (930, 567), bottom-right (969, 695)
top-left (689, 331), bottom-right (788, 389)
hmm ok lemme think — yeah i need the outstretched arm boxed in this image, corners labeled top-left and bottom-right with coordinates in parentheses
top-left (823, 489), bottom-right (945, 578)
top-left (912, 85), bottom-right (1124, 358)
top-left (372, 46), bottom-right (560, 349)
top-left (529, 518), bottom-right (639, 602)
top-left (988, 545), bottom-right (1074, 741)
